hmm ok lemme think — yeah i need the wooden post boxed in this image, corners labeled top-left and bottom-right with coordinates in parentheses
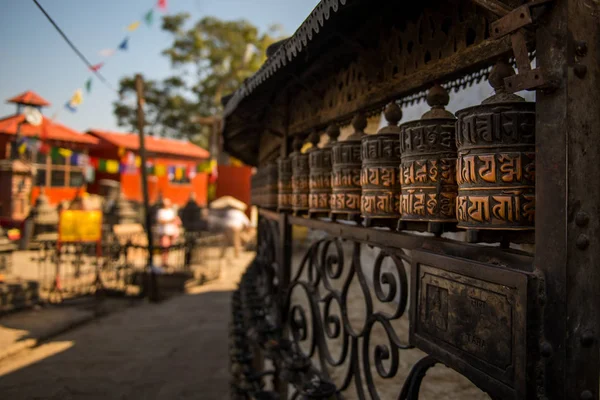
top-left (135, 74), bottom-right (158, 302)
top-left (536, 1), bottom-right (600, 397)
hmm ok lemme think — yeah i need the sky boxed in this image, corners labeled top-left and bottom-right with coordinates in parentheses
top-left (0, 0), bottom-right (320, 133)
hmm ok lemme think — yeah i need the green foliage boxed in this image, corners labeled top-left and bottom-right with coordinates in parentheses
top-left (113, 13), bottom-right (283, 148)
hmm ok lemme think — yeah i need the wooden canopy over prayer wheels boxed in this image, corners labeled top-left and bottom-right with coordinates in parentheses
top-left (455, 60), bottom-right (535, 233)
top-left (361, 103), bottom-right (402, 226)
top-left (277, 156), bottom-right (292, 212)
top-left (331, 114), bottom-right (366, 220)
top-left (291, 137), bottom-right (309, 215)
top-left (309, 126), bottom-right (337, 218)
top-left (399, 84), bottom-right (458, 233)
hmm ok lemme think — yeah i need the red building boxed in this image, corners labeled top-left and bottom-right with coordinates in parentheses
top-left (0, 90), bottom-right (252, 226)
top-left (87, 129), bottom-right (210, 206)
top-left (0, 91), bottom-right (98, 208)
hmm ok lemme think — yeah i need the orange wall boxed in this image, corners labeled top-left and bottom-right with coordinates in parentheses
top-left (216, 165), bottom-right (252, 215)
top-left (121, 171), bottom-right (208, 207)
top-left (31, 186), bottom-right (81, 206)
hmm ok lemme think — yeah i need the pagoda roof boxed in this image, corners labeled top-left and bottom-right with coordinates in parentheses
top-left (7, 91), bottom-right (51, 107)
top-left (0, 114), bottom-right (98, 145)
top-left (87, 129), bottom-right (210, 160)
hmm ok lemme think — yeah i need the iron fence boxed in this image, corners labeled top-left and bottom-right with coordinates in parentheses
top-left (30, 231), bottom-right (227, 304)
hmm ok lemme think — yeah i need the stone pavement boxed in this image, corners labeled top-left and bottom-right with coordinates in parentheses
top-left (0, 251), bottom-right (254, 400)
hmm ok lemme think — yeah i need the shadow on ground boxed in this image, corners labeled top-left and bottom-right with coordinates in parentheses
top-left (0, 288), bottom-right (234, 400)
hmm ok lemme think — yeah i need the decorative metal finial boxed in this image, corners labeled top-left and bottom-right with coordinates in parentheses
top-left (348, 113), bottom-right (367, 140)
top-left (422, 84), bottom-right (455, 120)
top-left (384, 103), bottom-right (402, 126)
top-left (308, 131), bottom-right (320, 148)
top-left (292, 136), bottom-right (303, 152)
top-left (326, 124), bottom-right (340, 143)
top-left (352, 113), bottom-right (367, 132)
top-left (483, 59), bottom-right (524, 104)
top-left (377, 103), bottom-right (402, 134)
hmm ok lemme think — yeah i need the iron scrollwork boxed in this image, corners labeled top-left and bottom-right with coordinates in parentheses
top-left (230, 216), bottom-right (456, 400)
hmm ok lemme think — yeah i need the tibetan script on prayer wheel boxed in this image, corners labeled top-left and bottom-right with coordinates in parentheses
top-left (455, 61), bottom-right (535, 230)
top-left (361, 103), bottom-right (402, 220)
top-left (309, 126), bottom-right (338, 216)
top-left (278, 157), bottom-right (292, 211)
top-left (291, 137), bottom-right (309, 214)
top-left (400, 84), bottom-right (458, 223)
top-left (331, 114), bottom-right (366, 217)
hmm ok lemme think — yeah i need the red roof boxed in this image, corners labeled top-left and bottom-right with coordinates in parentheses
top-left (7, 91), bottom-right (51, 107)
top-left (0, 114), bottom-right (98, 145)
top-left (87, 129), bottom-right (210, 159)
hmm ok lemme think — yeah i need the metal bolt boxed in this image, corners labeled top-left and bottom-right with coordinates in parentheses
top-left (575, 41), bottom-right (588, 57)
top-left (581, 331), bottom-right (595, 347)
top-left (576, 211), bottom-right (590, 227)
top-left (580, 390), bottom-right (593, 400)
top-left (576, 234), bottom-right (590, 250)
top-left (540, 341), bottom-right (553, 357)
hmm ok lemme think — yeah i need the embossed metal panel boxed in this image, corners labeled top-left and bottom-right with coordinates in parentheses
top-left (410, 250), bottom-right (531, 399)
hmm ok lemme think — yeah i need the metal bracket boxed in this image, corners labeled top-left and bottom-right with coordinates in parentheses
top-left (490, 0), bottom-right (553, 92)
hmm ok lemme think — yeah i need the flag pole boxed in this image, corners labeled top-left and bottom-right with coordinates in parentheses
top-left (135, 74), bottom-right (158, 302)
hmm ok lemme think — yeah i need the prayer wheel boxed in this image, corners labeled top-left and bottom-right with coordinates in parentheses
top-left (265, 161), bottom-right (279, 209)
top-left (308, 126), bottom-right (338, 217)
top-left (360, 103), bottom-right (402, 223)
top-left (331, 113), bottom-right (366, 219)
top-left (277, 156), bottom-right (292, 212)
top-left (291, 137), bottom-right (309, 215)
top-left (455, 60), bottom-right (535, 231)
top-left (399, 84), bottom-right (458, 225)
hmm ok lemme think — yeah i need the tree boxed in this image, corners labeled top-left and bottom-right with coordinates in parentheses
top-left (113, 13), bottom-right (283, 148)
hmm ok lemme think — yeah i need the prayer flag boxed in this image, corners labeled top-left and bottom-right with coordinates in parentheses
top-left (85, 78), bottom-right (92, 93)
top-left (144, 9), bottom-right (154, 26)
top-left (90, 63), bottom-right (104, 72)
top-left (84, 166), bottom-right (95, 183)
top-left (18, 142), bottom-right (27, 155)
top-left (127, 21), bottom-right (141, 31)
top-left (188, 165), bottom-right (196, 180)
top-left (106, 160), bottom-right (119, 173)
top-left (99, 49), bottom-right (116, 57)
top-left (70, 89), bottom-right (83, 106)
top-left (118, 37), bottom-right (129, 51)
top-left (155, 164), bottom-right (166, 177)
top-left (175, 166), bottom-right (183, 180)
top-left (157, 0), bottom-right (167, 11)
top-left (64, 101), bottom-right (77, 113)
top-left (135, 156), bottom-right (141, 167)
top-left (58, 148), bottom-right (72, 158)
top-left (99, 159), bottom-right (107, 171)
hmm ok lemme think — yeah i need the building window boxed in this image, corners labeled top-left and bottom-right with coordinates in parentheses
top-left (32, 150), bottom-right (87, 188)
top-left (69, 170), bottom-right (84, 187)
top-left (51, 169), bottom-right (66, 187)
top-left (36, 168), bottom-right (46, 186)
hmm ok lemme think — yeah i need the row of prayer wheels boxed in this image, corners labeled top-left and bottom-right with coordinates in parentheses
top-left (251, 60), bottom-right (536, 234)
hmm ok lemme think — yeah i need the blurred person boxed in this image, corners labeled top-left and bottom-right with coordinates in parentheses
top-left (157, 198), bottom-right (181, 266)
top-left (220, 206), bottom-right (252, 259)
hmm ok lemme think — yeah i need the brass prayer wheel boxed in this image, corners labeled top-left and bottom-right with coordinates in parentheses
top-left (331, 113), bottom-right (366, 218)
top-left (277, 156), bottom-right (292, 211)
top-left (264, 161), bottom-right (279, 209)
top-left (455, 60), bottom-right (535, 230)
top-left (399, 84), bottom-right (457, 223)
top-left (291, 137), bottom-right (309, 215)
top-left (308, 126), bottom-right (338, 217)
top-left (361, 103), bottom-right (402, 222)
